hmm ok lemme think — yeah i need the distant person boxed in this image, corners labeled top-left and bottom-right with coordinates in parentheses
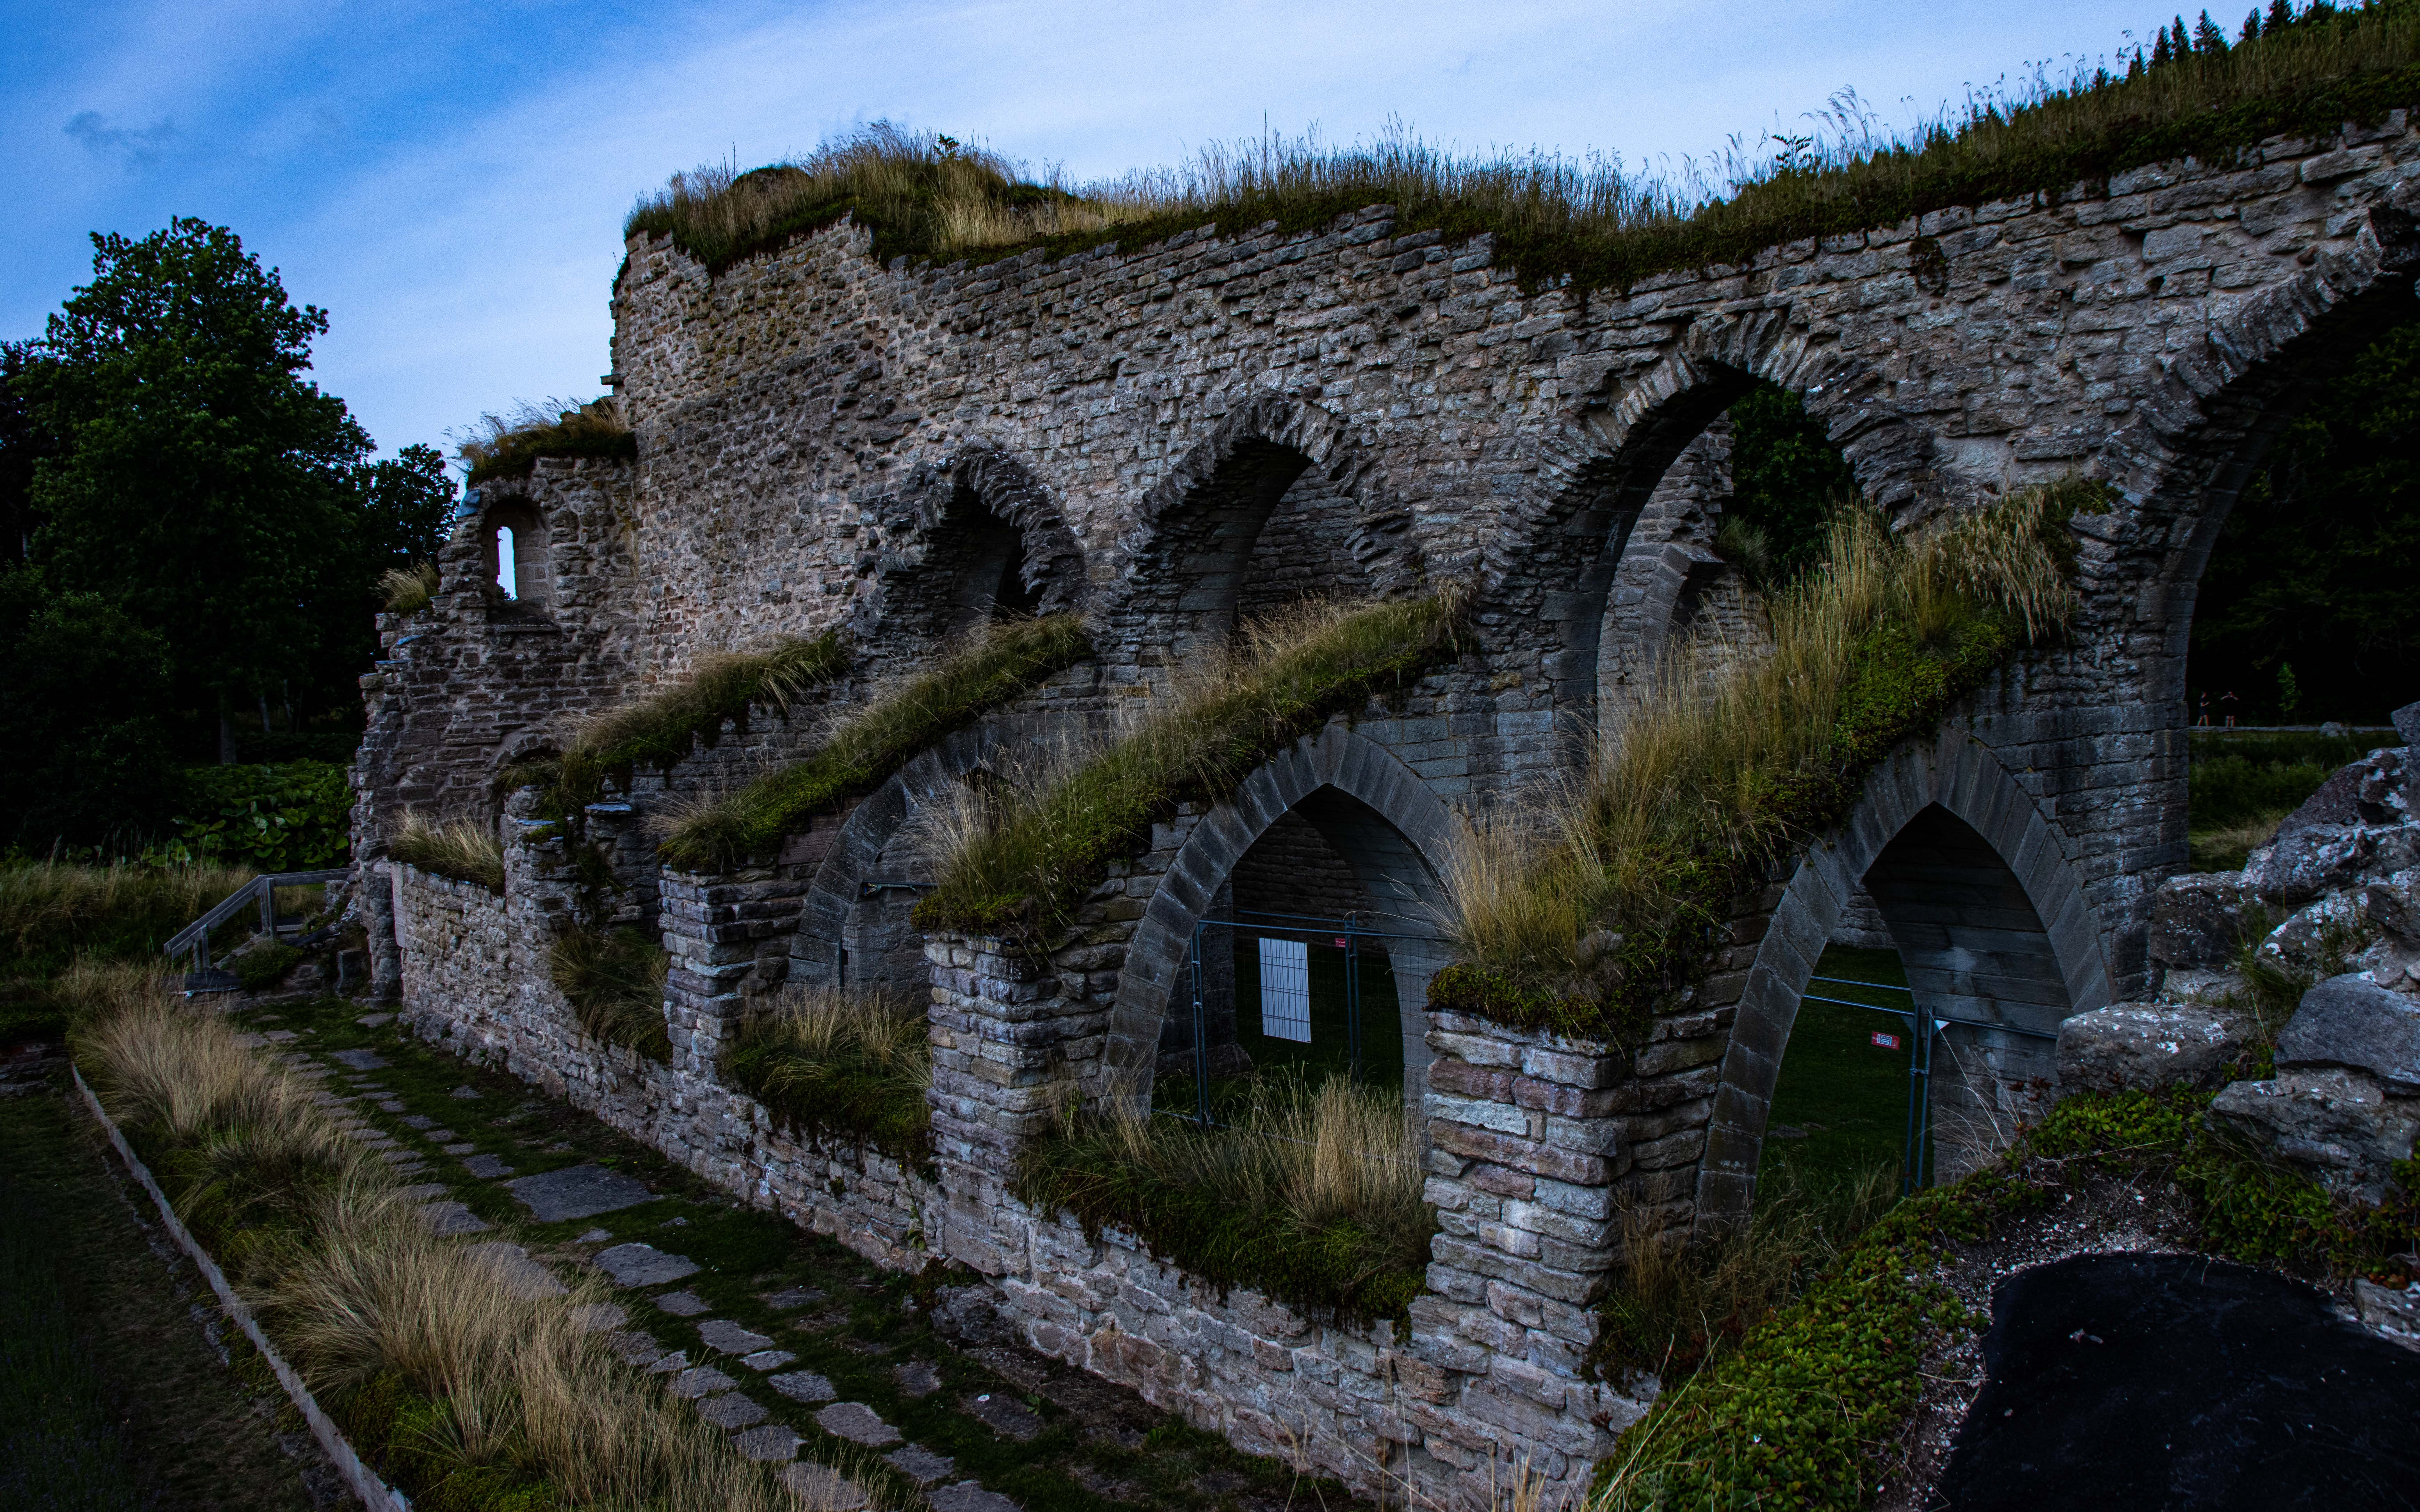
top-left (2196, 694), bottom-right (2211, 729)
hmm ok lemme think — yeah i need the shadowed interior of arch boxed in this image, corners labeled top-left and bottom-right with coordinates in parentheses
top-left (890, 486), bottom-right (1045, 642)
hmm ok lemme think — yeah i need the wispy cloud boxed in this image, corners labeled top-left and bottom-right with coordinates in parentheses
top-left (63, 109), bottom-right (178, 167)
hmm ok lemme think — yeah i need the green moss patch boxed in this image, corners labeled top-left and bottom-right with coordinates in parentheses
top-left (659, 614), bottom-right (1089, 872)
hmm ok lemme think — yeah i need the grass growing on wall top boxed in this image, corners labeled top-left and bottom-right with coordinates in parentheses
top-left (530, 632), bottom-right (849, 816)
top-left (457, 397), bottom-right (636, 486)
top-left (655, 613), bottom-right (1089, 872)
top-left (1016, 1072), bottom-right (1433, 1327)
top-left (916, 592), bottom-right (1467, 937)
top-left (720, 986), bottom-right (933, 1164)
top-left (1436, 482), bottom-right (2096, 1042)
top-left (629, 5), bottom-right (2420, 292)
top-left (387, 814), bottom-right (506, 893)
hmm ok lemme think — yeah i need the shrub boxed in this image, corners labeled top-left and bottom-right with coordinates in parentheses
top-left (632, 8), bottom-right (2420, 294)
top-left (531, 633), bottom-right (849, 816)
top-left (387, 815), bottom-right (505, 893)
top-left (721, 986), bottom-right (932, 1162)
top-left (378, 562), bottom-right (439, 615)
top-left (1438, 482), bottom-right (2097, 1040)
top-left (159, 760), bottom-right (352, 872)
top-left (547, 926), bottom-right (670, 1062)
top-left (659, 614), bottom-right (1090, 872)
top-left (233, 943), bottom-right (303, 993)
top-left (1015, 1071), bottom-right (1433, 1326)
top-left (456, 398), bottom-right (635, 486)
top-left (918, 594), bottom-right (1465, 935)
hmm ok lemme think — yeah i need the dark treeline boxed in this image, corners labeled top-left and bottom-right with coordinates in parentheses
top-left (1, 219), bottom-right (452, 852)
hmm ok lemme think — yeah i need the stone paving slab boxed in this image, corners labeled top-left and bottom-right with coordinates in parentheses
top-left (732, 1423), bottom-right (803, 1463)
top-left (570, 1302), bottom-right (627, 1333)
top-left (769, 1370), bottom-right (837, 1404)
top-left (418, 1200), bottom-right (491, 1236)
top-left (697, 1392), bottom-right (769, 1430)
top-left (461, 1153), bottom-right (513, 1178)
top-left (329, 1049), bottom-right (388, 1070)
top-left (505, 1163), bottom-right (652, 1221)
top-left (667, 1365), bottom-right (735, 1399)
top-left (397, 1182), bottom-right (448, 1200)
top-left (779, 1462), bottom-right (871, 1510)
top-left (931, 1480), bottom-right (1021, 1512)
top-left (816, 1401), bottom-right (900, 1447)
top-left (607, 1331), bottom-right (671, 1368)
top-left (896, 1360), bottom-right (941, 1397)
top-left (885, 1445), bottom-right (957, 1485)
top-left (591, 1242), bottom-right (699, 1287)
top-left (741, 1349), bottom-right (797, 1372)
top-left (447, 1084), bottom-right (480, 1100)
top-left (699, 1319), bottom-right (774, 1355)
top-left (967, 1395), bottom-right (1041, 1441)
top-left (761, 1285), bottom-right (825, 1310)
top-left (652, 1289), bottom-right (710, 1316)
top-left (467, 1242), bottom-right (565, 1299)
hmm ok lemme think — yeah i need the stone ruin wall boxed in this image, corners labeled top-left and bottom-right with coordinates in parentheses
top-left (362, 114), bottom-right (2420, 1506)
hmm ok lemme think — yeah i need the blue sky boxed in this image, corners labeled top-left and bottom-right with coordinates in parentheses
top-left (3, 0), bottom-right (2152, 463)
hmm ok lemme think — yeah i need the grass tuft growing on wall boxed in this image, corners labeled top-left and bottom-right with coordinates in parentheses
top-left (918, 592), bottom-right (1467, 936)
top-left (1435, 482), bottom-right (2098, 1042)
top-left (720, 986), bottom-right (933, 1163)
top-left (657, 614), bottom-right (1090, 872)
top-left (457, 398), bottom-right (636, 486)
top-left (378, 562), bottom-right (439, 616)
top-left (630, 6), bottom-right (2420, 293)
top-left (1016, 1072), bottom-right (1433, 1327)
top-left (387, 815), bottom-right (506, 894)
top-left (547, 924), bottom-right (671, 1062)
top-left (529, 633), bottom-right (850, 816)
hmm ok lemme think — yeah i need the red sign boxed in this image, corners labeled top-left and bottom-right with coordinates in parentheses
top-left (1871, 1032), bottom-right (1902, 1050)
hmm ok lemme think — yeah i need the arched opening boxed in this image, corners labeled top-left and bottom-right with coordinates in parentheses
top-left (483, 500), bottom-right (549, 608)
top-left (892, 487), bottom-right (1045, 642)
top-left (2178, 298), bottom-right (2420, 870)
top-left (1152, 788), bottom-right (1444, 1112)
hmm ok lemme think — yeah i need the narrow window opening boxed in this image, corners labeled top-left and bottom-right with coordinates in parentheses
top-left (495, 526), bottom-right (519, 599)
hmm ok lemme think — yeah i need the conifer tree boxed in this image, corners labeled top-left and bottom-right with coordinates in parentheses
top-left (2266, 0), bottom-right (2295, 29)
top-left (2241, 7), bottom-right (2261, 42)
top-left (2153, 26), bottom-right (2174, 66)
top-left (2195, 10), bottom-right (2229, 51)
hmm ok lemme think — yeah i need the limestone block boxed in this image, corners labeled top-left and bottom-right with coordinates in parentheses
top-left (2054, 1003), bottom-right (2250, 1094)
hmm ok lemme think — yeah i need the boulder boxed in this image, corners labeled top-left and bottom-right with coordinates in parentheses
top-left (2246, 747), bottom-right (2420, 905)
top-left (2055, 1003), bottom-right (2250, 1094)
top-left (2148, 872), bottom-right (2258, 970)
top-left (2277, 973), bottom-right (2420, 1095)
top-left (2208, 1067), bottom-right (2418, 1205)
top-left (2395, 699), bottom-right (2420, 751)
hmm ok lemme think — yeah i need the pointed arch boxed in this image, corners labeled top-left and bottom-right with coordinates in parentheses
top-left (866, 446), bottom-right (1088, 645)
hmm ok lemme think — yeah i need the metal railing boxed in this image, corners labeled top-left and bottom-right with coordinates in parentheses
top-left (163, 869), bottom-right (350, 975)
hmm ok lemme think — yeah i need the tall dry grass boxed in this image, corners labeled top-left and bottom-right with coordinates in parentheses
top-left (922, 592), bottom-right (1464, 933)
top-left (1446, 486), bottom-right (2086, 1009)
top-left (0, 860), bottom-right (255, 976)
top-left (71, 971), bottom-right (862, 1511)
top-left (455, 397), bottom-right (635, 487)
top-left (721, 986), bottom-right (933, 1159)
top-left (387, 814), bottom-right (506, 893)
top-left (379, 562), bottom-right (440, 615)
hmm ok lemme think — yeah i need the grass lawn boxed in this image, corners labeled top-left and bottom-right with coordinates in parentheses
top-left (1761, 945), bottom-right (1921, 1200)
top-left (0, 1085), bottom-right (325, 1512)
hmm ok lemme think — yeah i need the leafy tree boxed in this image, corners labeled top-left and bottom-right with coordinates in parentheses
top-left (0, 341), bottom-right (55, 567)
top-left (1723, 382), bottom-right (1861, 584)
top-left (2192, 318), bottom-right (2420, 724)
top-left (0, 567), bottom-right (180, 848)
top-left (14, 219), bottom-right (373, 749)
top-left (359, 442), bottom-right (454, 571)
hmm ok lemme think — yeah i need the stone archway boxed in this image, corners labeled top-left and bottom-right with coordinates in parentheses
top-left (1099, 723), bottom-right (1463, 1115)
top-left (1694, 728), bottom-right (2115, 1235)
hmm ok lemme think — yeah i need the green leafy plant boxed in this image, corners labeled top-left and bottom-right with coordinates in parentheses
top-left (1437, 482), bottom-right (2098, 1040)
top-left (918, 593), bottom-right (1465, 935)
top-left (156, 761), bottom-right (352, 872)
top-left (720, 986), bottom-right (932, 1162)
top-left (547, 925), bottom-right (671, 1062)
top-left (659, 614), bottom-right (1090, 872)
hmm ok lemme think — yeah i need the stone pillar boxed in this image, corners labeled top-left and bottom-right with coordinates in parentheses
top-left (1415, 1010), bottom-right (1651, 1489)
top-left (361, 859), bottom-right (403, 1000)
top-left (924, 929), bottom-right (1115, 1273)
top-left (659, 868), bottom-right (806, 1075)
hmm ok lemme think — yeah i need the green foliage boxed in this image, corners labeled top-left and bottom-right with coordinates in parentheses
top-left (2191, 748), bottom-right (2351, 829)
top-left (155, 762), bottom-right (352, 872)
top-left (634, 7), bottom-right (2420, 302)
top-left (546, 926), bottom-right (670, 1063)
top-left (2194, 311), bottom-right (2420, 723)
top-left (664, 615), bottom-right (1090, 872)
top-left (0, 567), bottom-right (182, 850)
top-left (1724, 384), bottom-right (1861, 584)
top-left (1596, 1084), bottom-right (2415, 1509)
top-left (919, 596), bottom-right (1463, 934)
top-left (233, 944), bottom-right (302, 993)
top-left (337, 1373), bottom-right (560, 1512)
top-left (537, 633), bottom-right (849, 817)
top-left (457, 400), bottom-right (635, 486)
